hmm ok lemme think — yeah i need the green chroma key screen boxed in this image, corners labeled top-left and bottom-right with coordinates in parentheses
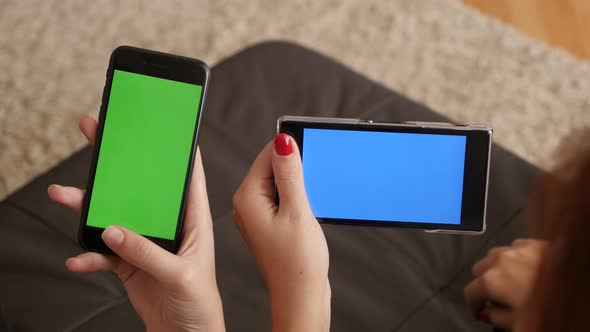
top-left (87, 69), bottom-right (202, 239)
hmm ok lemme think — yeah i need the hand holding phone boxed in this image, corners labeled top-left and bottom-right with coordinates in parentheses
top-left (49, 116), bottom-right (225, 332)
top-left (80, 46), bottom-right (209, 253)
top-left (233, 134), bottom-right (331, 331)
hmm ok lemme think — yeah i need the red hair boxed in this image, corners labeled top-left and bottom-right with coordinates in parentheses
top-left (520, 130), bottom-right (590, 331)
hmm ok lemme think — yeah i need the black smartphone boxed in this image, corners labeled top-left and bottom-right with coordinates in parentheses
top-left (79, 46), bottom-right (209, 254)
top-left (278, 116), bottom-right (492, 234)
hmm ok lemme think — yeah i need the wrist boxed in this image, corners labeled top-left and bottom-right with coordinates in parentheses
top-left (147, 289), bottom-right (226, 332)
top-left (270, 278), bottom-right (331, 332)
top-left (196, 290), bottom-right (226, 332)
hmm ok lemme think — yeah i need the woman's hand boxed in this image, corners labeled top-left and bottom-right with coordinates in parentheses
top-left (48, 116), bottom-right (225, 332)
top-left (232, 133), bottom-right (331, 332)
top-left (464, 238), bottom-right (547, 330)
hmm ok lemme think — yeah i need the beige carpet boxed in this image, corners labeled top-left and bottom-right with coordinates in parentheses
top-left (1, 0), bottom-right (589, 200)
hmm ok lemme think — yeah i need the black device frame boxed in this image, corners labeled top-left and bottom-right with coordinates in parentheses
top-left (279, 117), bottom-right (492, 233)
top-left (79, 46), bottom-right (210, 254)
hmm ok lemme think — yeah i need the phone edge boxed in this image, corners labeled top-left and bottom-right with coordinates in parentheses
top-left (78, 45), bottom-right (210, 254)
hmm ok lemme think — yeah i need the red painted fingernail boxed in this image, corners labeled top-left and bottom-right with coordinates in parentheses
top-left (477, 310), bottom-right (491, 324)
top-left (274, 133), bottom-right (294, 156)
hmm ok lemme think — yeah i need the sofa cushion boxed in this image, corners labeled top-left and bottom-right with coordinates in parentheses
top-left (0, 41), bottom-right (541, 331)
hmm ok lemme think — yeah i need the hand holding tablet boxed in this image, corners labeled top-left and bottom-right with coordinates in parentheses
top-left (278, 116), bottom-right (492, 234)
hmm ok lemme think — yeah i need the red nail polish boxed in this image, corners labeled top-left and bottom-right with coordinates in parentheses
top-left (274, 133), bottom-right (294, 156)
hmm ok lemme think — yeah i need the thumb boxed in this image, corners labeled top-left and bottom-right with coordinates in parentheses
top-left (272, 133), bottom-right (309, 210)
top-left (102, 226), bottom-right (181, 284)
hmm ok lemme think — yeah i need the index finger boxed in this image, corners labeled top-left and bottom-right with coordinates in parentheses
top-left (79, 115), bottom-right (98, 145)
top-left (472, 247), bottom-right (509, 276)
top-left (464, 272), bottom-right (502, 313)
top-left (48, 184), bottom-right (85, 212)
top-left (240, 141), bottom-right (275, 200)
top-left (512, 238), bottom-right (530, 245)
top-left (182, 147), bottom-right (212, 235)
top-left (246, 141), bottom-right (274, 183)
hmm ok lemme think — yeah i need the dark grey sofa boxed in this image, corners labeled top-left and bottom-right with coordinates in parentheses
top-left (0, 41), bottom-right (540, 331)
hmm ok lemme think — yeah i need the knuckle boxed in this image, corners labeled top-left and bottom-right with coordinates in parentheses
top-left (488, 246), bottom-right (503, 257)
top-left (231, 188), bottom-right (249, 230)
top-left (277, 207), bottom-right (304, 224)
top-left (232, 189), bottom-right (242, 211)
top-left (275, 165), bottom-right (301, 185)
top-left (133, 238), bottom-right (154, 263)
top-left (512, 238), bottom-right (524, 245)
top-left (232, 184), bottom-right (249, 212)
top-left (481, 270), bottom-right (499, 291)
top-left (497, 250), bottom-right (516, 264)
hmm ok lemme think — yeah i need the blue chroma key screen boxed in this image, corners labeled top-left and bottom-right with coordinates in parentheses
top-left (302, 128), bottom-right (467, 224)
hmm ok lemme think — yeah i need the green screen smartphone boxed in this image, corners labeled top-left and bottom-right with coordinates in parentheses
top-left (79, 46), bottom-right (209, 254)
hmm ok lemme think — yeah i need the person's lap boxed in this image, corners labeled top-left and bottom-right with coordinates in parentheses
top-left (204, 41), bottom-right (540, 331)
top-left (0, 41), bottom-right (540, 331)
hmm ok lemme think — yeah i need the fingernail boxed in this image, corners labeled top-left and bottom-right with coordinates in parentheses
top-left (477, 310), bottom-right (491, 324)
top-left (274, 133), bottom-right (294, 156)
top-left (47, 184), bottom-right (61, 196)
top-left (102, 226), bottom-right (124, 246)
top-left (48, 184), bottom-right (60, 191)
top-left (65, 257), bottom-right (77, 270)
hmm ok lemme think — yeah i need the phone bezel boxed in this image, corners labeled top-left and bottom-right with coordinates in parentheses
top-left (79, 46), bottom-right (209, 254)
top-left (278, 116), bottom-right (492, 234)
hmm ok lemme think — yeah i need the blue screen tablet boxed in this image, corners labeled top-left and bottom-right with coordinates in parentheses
top-left (302, 129), bottom-right (467, 225)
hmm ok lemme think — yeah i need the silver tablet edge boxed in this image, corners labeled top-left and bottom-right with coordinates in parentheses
top-left (276, 115), bottom-right (493, 235)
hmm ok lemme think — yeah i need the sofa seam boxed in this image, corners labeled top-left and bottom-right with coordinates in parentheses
top-left (3, 200), bottom-right (79, 247)
top-left (389, 207), bottom-right (524, 332)
top-left (65, 296), bottom-right (131, 332)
